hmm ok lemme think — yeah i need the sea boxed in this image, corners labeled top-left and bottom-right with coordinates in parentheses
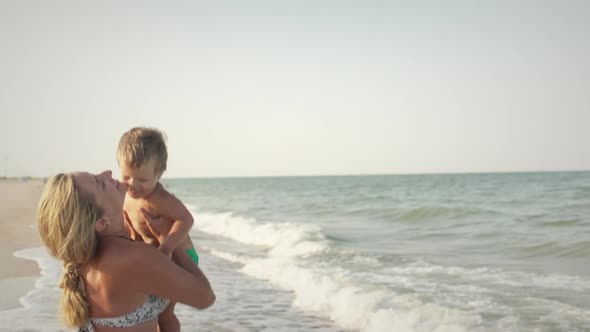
top-left (1, 172), bottom-right (589, 332)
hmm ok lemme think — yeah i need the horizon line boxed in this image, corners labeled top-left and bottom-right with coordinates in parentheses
top-left (3, 168), bottom-right (589, 180)
top-left (161, 168), bottom-right (590, 180)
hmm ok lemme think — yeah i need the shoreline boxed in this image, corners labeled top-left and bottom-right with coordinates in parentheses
top-left (0, 179), bottom-right (44, 311)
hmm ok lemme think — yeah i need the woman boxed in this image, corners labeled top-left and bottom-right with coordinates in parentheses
top-left (37, 170), bottom-right (215, 331)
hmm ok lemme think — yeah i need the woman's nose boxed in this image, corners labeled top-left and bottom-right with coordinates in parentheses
top-left (98, 170), bottom-right (113, 180)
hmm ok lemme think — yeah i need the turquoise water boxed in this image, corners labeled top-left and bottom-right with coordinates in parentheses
top-left (167, 172), bottom-right (590, 275)
top-left (2, 172), bottom-right (588, 331)
top-left (164, 171), bottom-right (590, 331)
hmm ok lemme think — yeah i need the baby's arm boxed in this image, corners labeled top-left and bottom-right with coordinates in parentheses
top-left (146, 187), bottom-right (194, 256)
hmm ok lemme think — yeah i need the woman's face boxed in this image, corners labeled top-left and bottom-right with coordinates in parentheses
top-left (73, 170), bottom-right (127, 223)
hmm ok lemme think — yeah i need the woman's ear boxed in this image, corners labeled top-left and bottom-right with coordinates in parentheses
top-left (95, 216), bottom-right (111, 233)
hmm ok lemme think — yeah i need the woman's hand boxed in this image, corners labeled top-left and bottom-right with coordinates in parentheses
top-left (140, 208), bottom-right (174, 256)
top-left (123, 211), bottom-right (138, 240)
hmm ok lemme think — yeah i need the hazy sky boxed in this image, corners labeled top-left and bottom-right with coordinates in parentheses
top-left (1, 1), bottom-right (589, 178)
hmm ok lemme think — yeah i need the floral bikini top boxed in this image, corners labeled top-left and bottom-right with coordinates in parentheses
top-left (79, 295), bottom-right (170, 332)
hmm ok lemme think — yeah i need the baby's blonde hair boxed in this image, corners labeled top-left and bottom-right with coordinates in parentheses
top-left (37, 174), bottom-right (103, 328)
top-left (117, 127), bottom-right (168, 174)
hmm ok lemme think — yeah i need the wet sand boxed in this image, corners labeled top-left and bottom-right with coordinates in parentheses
top-left (0, 179), bottom-right (44, 310)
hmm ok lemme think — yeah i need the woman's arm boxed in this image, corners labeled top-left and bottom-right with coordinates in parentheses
top-left (119, 210), bottom-right (214, 309)
top-left (172, 248), bottom-right (213, 294)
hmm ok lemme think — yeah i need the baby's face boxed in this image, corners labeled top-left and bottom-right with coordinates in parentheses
top-left (119, 159), bottom-right (161, 199)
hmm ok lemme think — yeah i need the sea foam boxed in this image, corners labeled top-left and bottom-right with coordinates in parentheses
top-left (196, 211), bottom-right (486, 332)
top-left (0, 247), bottom-right (68, 332)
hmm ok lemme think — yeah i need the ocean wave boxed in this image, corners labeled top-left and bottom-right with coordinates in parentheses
top-left (510, 240), bottom-right (590, 259)
top-left (338, 205), bottom-right (498, 223)
top-left (194, 208), bottom-right (590, 331)
top-left (397, 206), bottom-right (477, 220)
top-left (556, 241), bottom-right (590, 258)
top-left (573, 185), bottom-right (590, 193)
top-left (539, 218), bottom-right (583, 227)
top-left (194, 211), bottom-right (329, 258)
top-left (195, 211), bottom-right (488, 331)
top-left (384, 260), bottom-right (590, 291)
top-left (207, 248), bottom-right (486, 332)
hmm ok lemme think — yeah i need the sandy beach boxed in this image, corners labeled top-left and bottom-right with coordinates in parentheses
top-left (0, 179), bottom-right (44, 311)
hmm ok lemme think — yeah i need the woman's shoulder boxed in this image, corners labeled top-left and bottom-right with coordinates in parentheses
top-left (91, 236), bottom-right (179, 295)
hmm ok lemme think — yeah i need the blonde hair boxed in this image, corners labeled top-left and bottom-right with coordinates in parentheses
top-left (117, 127), bottom-right (168, 174)
top-left (37, 174), bottom-right (103, 328)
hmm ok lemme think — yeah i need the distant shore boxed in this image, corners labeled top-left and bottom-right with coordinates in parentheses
top-left (0, 179), bottom-right (44, 310)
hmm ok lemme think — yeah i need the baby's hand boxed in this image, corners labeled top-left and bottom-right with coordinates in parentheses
top-left (139, 208), bottom-right (173, 255)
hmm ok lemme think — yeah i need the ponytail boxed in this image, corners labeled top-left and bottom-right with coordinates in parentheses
top-left (59, 262), bottom-right (89, 327)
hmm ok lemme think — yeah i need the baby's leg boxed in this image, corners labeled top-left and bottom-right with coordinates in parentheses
top-left (158, 237), bottom-right (197, 332)
top-left (157, 302), bottom-right (180, 332)
top-left (174, 236), bottom-right (199, 267)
